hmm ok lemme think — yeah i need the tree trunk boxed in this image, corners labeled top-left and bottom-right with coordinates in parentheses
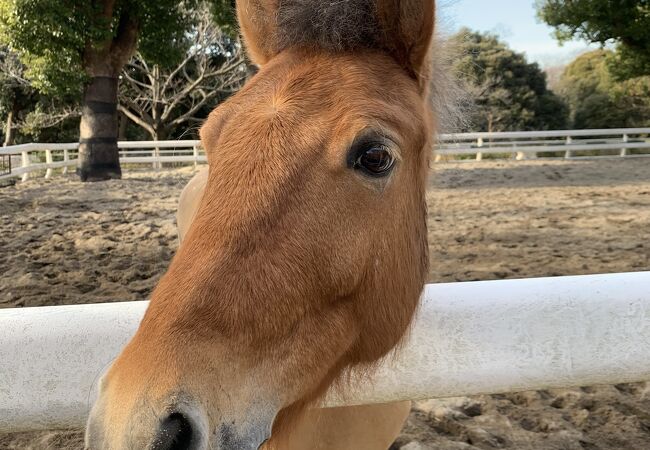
top-left (77, 0), bottom-right (139, 182)
top-left (152, 127), bottom-right (168, 170)
top-left (152, 126), bottom-right (168, 142)
top-left (77, 76), bottom-right (121, 181)
top-left (3, 97), bottom-right (19, 147)
top-left (118, 110), bottom-right (128, 141)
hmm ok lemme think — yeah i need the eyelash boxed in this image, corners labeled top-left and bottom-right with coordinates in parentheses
top-left (349, 140), bottom-right (396, 178)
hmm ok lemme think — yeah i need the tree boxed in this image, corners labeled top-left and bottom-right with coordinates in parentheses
top-left (450, 29), bottom-right (568, 132)
top-left (0, 0), bottom-right (237, 181)
top-left (119, 5), bottom-right (245, 142)
top-left (558, 49), bottom-right (650, 128)
top-left (0, 46), bottom-right (33, 145)
top-left (0, 46), bottom-right (83, 145)
top-left (537, 0), bottom-right (650, 80)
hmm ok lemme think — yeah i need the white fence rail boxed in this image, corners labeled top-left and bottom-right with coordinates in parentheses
top-left (0, 140), bottom-right (204, 182)
top-left (1, 128), bottom-right (650, 182)
top-left (1, 271), bottom-right (649, 432)
top-left (437, 127), bottom-right (650, 161)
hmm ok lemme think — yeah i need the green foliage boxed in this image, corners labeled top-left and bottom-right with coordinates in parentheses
top-left (558, 49), bottom-right (650, 128)
top-left (0, 47), bottom-right (29, 113)
top-left (0, 0), bottom-right (239, 152)
top-left (537, 0), bottom-right (650, 79)
top-left (209, 0), bottom-right (237, 36)
top-left (0, 0), bottom-right (238, 97)
top-left (451, 29), bottom-right (569, 132)
top-left (19, 104), bottom-right (80, 142)
top-left (0, 1), bottom-right (98, 96)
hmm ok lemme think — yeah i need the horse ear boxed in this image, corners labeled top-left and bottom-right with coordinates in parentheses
top-left (236, 0), bottom-right (436, 82)
top-left (375, 0), bottom-right (436, 86)
top-left (236, 0), bottom-right (280, 66)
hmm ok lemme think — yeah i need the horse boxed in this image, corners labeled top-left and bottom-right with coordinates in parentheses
top-left (86, 0), bottom-right (438, 448)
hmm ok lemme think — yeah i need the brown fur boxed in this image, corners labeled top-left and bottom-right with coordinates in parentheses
top-left (239, 0), bottom-right (435, 85)
top-left (86, 1), bottom-right (437, 448)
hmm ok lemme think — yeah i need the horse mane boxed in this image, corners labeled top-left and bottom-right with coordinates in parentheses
top-left (276, 0), bottom-right (382, 52)
top-left (429, 34), bottom-right (471, 134)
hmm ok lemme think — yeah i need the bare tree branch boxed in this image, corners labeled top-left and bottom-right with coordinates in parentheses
top-left (15, 105), bottom-right (81, 131)
top-left (117, 103), bottom-right (155, 135)
top-left (118, 3), bottom-right (246, 140)
top-left (0, 48), bottom-right (32, 87)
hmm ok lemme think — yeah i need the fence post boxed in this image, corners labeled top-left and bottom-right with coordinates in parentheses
top-left (45, 149), bottom-right (53, 179)
top-left (620, 133), bottom-right (628, 157)
top-left (21, 151), bottom-right (30, 182)
top-left (514, 143), bottom-right (525, 161)
top-left (476, 137), bottom-right (483, 161)
top-left (564, 136), bottom-right (572, 159)
top-left (62, 149), bottom-right (69, 175)
top-left (193, 145), bottom-right (199, 170)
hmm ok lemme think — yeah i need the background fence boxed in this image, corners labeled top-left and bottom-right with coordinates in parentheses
top-left (1, 128), bottom-right (650, 183)
top-left (435, 127), bottom-right (650, 161)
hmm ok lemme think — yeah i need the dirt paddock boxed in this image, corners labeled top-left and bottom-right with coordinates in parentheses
top-left (1, 159), bottom-right (649, 449)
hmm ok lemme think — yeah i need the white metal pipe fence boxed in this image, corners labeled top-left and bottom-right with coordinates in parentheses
top-left (0, 140), bottom-right (204, 182)
top-left (1, 128), bottom-right (649, 182)
top-left (435, 127), bottom-right (650, 161)
top-left (0, 272), bottom-right (649, 432)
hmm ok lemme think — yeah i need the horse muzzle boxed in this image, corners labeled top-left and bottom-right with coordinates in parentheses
top-left (85, 399), bottom-right (275, 450)
top-left (149, 410), bottom-right (271, 450)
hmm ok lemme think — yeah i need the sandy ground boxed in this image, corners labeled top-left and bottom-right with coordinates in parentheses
top-left (1, 159), bottom-right (649, 449)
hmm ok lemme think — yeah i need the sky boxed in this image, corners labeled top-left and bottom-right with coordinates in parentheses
top-left (439, 0), bottom-right (599, 68)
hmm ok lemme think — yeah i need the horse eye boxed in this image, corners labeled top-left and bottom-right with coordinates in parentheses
top-left (353, 144), bottom-right (395, 177)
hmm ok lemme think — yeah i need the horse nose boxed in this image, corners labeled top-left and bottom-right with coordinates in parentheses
top-left (150, 412), bottom-right (269, 450)
top-left (151, 412), bottom-right (196, 450)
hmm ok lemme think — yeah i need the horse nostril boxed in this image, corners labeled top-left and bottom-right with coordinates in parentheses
top-left (151, 412), bottom-right (194, 450)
